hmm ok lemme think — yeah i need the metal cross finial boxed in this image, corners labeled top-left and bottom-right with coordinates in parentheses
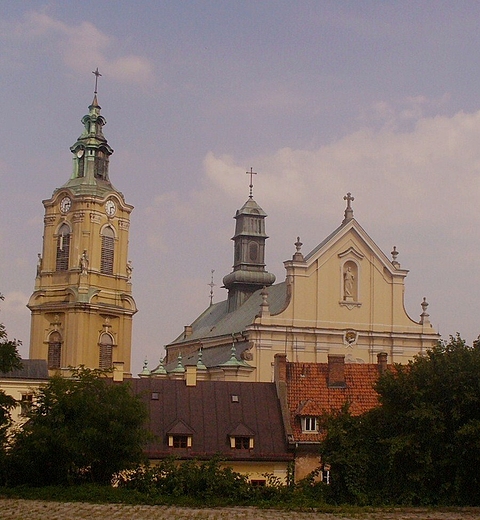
top-left (344, 192), bottom-right (354, 210)
top-left (208, 269), bottom-right (216, 306)
top-left (246, 167), bottom-right (257, 199)
top-left (92, 67), bottom-right (102, 94)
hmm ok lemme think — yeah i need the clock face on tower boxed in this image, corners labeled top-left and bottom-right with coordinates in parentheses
top-left (105, 200), bottom-right (116, 217)
top-left (60, 196), bottom-right (71, 214)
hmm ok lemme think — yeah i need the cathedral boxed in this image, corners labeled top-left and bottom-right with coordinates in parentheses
top-left (160, 191), bottom-right (439, 382)
top-left (26, 87), bottom-right (439, 382)
top-left (28, 90), bottom-right (136, 377)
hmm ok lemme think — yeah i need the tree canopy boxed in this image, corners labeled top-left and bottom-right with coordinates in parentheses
top-left (0, 293), bottom-right (23, 446)
top-left (6, 366), bottom-right (149, 486)
top-left (320, 335), bottom-right (480, 506)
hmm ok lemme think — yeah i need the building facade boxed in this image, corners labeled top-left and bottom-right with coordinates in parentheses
top-left (28, 94), bottom-right (136, 376)
top-left (163, 192), bottom-right (439, 382)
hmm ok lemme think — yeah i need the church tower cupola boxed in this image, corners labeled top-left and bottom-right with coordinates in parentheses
top-left (222, 168), bottom-right (275, 312)
top-left (28, 71), bottom-right (136, 376)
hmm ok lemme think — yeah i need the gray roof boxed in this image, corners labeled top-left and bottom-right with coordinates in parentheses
top-left (164, 341), bottom-right (251, 371)
top-left (169, 282), bottom-right (288, 346)
top-left (0, 359), bottom-right (49, 380)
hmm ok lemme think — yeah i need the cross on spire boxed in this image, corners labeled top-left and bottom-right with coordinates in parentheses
top-left (92, 67), bottom-right (102, 94)
top-left (208, 269), bottom-right (216, 306)
top-left (344, 192), bottom-right (354, 209)
top-left (246, 167), bottom-right (257, 199)
top-left (342, 192), bottom-right (355, 223)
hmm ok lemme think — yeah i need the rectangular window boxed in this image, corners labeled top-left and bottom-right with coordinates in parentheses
top-left (99, 343), bottom-right (113, 369)
top-left (20, 394), bottom-right (33, 416)
top-left (232, 436), bottom-right (253, 449)
top-left (168, 435), bottom-right (192, 448)
top-left (101, 235), bottom-right (114, 274)
top-left (56, 234), bottom-right (70, 271)
top-left (48, 342), bottom-right (62, 369)
top-left (301, 416), bottom-right (318, 433)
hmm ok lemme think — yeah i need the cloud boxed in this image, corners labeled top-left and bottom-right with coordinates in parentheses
top-left (2, 10), bottom-right (154, 84)
top-left (202, 108), bottom-right (480, 235)
top-left (2, 292), bottom-right (29, 315)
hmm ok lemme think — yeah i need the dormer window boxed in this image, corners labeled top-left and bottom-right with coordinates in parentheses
top-left (301, 416), bottom-right (318, 433)
top-left (231, 436), bottom-right (253, 449)
top-left (168, 435), bottom-right (192, 448)
top-left (167, 419), bottom-right (194, 450)
top-left (228, 423), bottom-right (255, 449)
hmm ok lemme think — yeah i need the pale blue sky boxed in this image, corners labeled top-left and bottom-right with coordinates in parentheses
top-left (2, 1), bottom-right (480, 374)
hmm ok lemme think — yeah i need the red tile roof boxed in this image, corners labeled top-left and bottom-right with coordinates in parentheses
top-left (286, 362), bottom-right (382, 443)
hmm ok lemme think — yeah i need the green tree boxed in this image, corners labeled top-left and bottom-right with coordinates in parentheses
top-left (7, 366), bottom-right (149, 486)
top-left (0, 293), bottom-right (23, 448)
top-left (320, 335), bottom-right (480, 506)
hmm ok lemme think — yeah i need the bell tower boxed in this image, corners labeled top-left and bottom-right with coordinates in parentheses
top-left (222, 168), bottom-right (275, 312)
top-left (28, 76), bottom-right (136, 375)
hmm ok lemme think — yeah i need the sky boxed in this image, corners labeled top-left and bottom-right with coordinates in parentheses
top-left (1, 1), bottom-right (480, 375)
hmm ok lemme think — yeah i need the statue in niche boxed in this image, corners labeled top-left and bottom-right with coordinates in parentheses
top-left (126, 260), bottom-right (133, 281)
top-left (343, 265), bottom-right (355, 300)
top-left (80, 250), bottom-right (89, 275)
top-left (36, 253), bottom-right (42, 277)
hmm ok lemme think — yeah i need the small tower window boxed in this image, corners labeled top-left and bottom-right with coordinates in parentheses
top-left (99, 333), bottom-right (114, 369)
top-left (94, 148), bottom-right (109, 180)
top-left (48, 331), bottom-right (62, 369)
top-left (249, 242), bottom-right (258, 262)
top-left (101, 226), bottom-right (115, 274)
top-left (56, 224), bottom-right (71, 271)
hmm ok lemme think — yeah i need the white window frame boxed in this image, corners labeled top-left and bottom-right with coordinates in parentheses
top-left (301, 416), bottom-right (318, 433)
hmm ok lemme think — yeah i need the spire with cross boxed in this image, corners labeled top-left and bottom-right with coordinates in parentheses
top-left (92, 67), bottom-right (102, 95)
top-left (342, 192), bottom-right (355, 223)
top-left (246, 167), bottom-right (257, 199)
top-left (208, 269), bottom-right (216, 306)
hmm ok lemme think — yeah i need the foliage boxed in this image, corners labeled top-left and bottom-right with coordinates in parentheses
top-left (0, 293), bottom-right (23, 482)
top-left (5, 366), bottom-right (149, 486)
top-left (117, 457), bottom-right (253, 504)
top-left (320, 334), bottom-right (480, 505)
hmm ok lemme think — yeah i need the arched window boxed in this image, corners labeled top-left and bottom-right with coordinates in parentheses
top-left (99, 333), bottom-right (114, 369)
top-left (101, 226), bottom-right (115, 274)
top-left (56, 223), bottom-right (71, 271)
top-left (48, 331), bottom-right (62, 369)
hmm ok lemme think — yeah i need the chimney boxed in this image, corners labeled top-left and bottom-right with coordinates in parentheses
top-left (274, 353), bottom-right (287, 383)
top-left (183, 325), bottom-right (193, 339)
top-left (377, 352), bottom-right (388, 375)
top-left (185, 365), bottom-right (197, 386)
top-left (112, 362), bottom-right (124, 382)
top-left (328, 354), bottom-right (346, 388)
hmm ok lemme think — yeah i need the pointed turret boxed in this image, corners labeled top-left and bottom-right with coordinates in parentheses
top-left (62, 93), bottom-right (115, 197)
top-left (223, 171), bottom-right (275, 312)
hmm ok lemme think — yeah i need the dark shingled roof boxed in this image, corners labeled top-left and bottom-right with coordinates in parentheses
top-left (131, 378), bottom-right (292, 462)
top-left (169, 282), bottom-right (288, 346)
top-left (0, 359), bottom-right (48, 380)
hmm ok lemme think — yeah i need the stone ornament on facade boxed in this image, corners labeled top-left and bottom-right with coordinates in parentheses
top-left (343, 266), bottom-right (354, 300)
top-left (343, 330), bottom-right (358, 348)
top-left (80, 250), bottom-right (89, 275)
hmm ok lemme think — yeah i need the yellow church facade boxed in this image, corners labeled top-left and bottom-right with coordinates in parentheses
top-left (162, 192), bottom-right (439, 382)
